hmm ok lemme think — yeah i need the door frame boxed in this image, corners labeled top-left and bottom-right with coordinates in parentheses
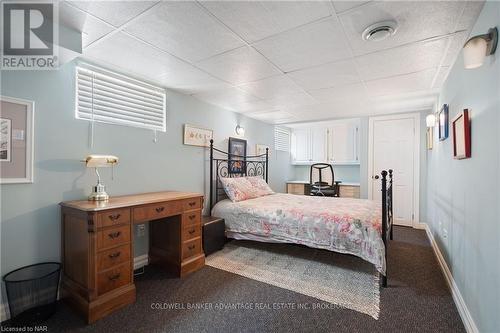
top-left (367, 112), bottom-right (421, 227)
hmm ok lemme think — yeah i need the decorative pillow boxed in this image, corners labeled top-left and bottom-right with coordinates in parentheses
top-left (246, 176), bottom-right (274, 196)
top-left (220, 177), bottom-right (259, 202)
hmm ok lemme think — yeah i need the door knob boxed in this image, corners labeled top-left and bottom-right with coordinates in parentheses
top-left (373, 175), bottom-right (379, 180)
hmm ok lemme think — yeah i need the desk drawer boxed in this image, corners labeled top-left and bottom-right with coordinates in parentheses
top-left (182, 224), bottom-right (201, 242)
top-left (97, 208), bottom-right (130, 228)
top-left (97, 244), bottom-right (131, 272)
top-left (182, 211), bottom-right (201, 227)
top-left (97, 225), bottom-right (130, 250)
top-left (133, 201), bottom-right (183, 222)
top-left (182, 238), bottom-right (202, 260)
top-left (183, 198), bottom-right (201, 211)
top-left (97, 263), bottom-right (131, 296)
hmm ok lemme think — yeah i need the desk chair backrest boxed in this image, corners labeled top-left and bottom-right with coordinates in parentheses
top-left (309, 163), bottom-right (334, 188)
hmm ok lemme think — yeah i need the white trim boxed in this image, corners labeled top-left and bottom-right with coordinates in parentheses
top-left (424, 224), bottom-right (479, 333)
top-left (134, 254), bottom-right (149, 270)
top-left (0, 96), bottom-right (34, 184)
top-left (367, 112), bottom-right (420, 227)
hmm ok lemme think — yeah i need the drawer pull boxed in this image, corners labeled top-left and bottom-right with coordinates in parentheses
top-left (108, 231), bottom-right (121, 239)
top-left (188, 229), bottom-right (195, 235)
top-left (188, 244), bottom-right (196, 250)
top-left (155, 207), bottom-right (165, 213)
top-left (189, 214), bottom-right (196, 220)
top-left (108, 214), bottom-right (121, 221)
top-left (108, 252), bottom-right (121, 259)
top-left (188, 201), bottom-right (196, 207)
top-left (108, 273), bottom-right (121, 281)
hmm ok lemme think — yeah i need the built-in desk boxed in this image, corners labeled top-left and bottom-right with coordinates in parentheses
top-left (286, 181), bottom-right (360, 198)
top-left (60, 191), bottom-right (204, 323)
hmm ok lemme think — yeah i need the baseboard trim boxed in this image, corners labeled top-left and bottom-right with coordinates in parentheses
top-left (423, 224), bottom-right (479, 333)
top-left (134, 254), bottom-right (149, 270)
top-left (413, 222), bottom-right (427, 230)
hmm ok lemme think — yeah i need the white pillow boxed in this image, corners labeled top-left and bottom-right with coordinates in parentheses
top-left (220, 177), bottom-right (260, 202)
top-left (246, 176), bottom-right (274, 196)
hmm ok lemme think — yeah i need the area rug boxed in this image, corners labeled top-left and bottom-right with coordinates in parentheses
top-left (206, 240), bottom-right (380, 319)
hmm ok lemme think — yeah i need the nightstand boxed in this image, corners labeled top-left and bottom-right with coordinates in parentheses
top-left (202, 216), bottom-right (225, 256)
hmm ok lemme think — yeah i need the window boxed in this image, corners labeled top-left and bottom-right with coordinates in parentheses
top-left (75, 64), bottom-right (166, 132)
top-left (274, 126), bottom-right (290, 152)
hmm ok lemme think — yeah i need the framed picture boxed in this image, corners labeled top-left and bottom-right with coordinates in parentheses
top-left (255, 144), bottom-right (270, 156)
top-left (1, 118), bottom-right (12, 161)
top-left (1, 96), bottom-right (34, 184)
top-left (452, 109), bottom-right (471, 159)
top-left (183, 124), bottom-right (213, 147)
top-left (228, 137), bottom-right (247, 174)
top-left (438, 104), bottom-right (449, 141)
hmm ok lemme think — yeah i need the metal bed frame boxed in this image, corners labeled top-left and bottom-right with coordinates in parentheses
top-left (208, 139), bottom-right (394, 287)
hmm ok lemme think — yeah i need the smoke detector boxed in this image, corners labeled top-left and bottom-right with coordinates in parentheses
top-left (362, 21), bottom-right (398, 41)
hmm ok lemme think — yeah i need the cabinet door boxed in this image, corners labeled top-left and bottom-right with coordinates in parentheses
top-left (292, 128), bottom-right (311, 163)
top-left (329, 123), bottom-right (358, 164)
top-left (311, 126), bottom-right (328, 162)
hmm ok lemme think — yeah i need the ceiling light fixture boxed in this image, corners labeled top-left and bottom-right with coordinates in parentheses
top-left (426, 114), bottom-right (436, 128)
top-left (362, 21), bottom-right (398, 42)
top-left (463, 27), bottom-right (498, 69)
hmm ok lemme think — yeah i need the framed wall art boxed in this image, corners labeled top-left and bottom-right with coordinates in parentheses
top-left (255, 144), bottom-right (270, 156)
top-left (438, 104), bottom-right (449, 141)
top-left (1, 96), bottom-right (34, 184)
top-left (452, 109), bottom-right (471, 159)
top-left (228, 137), bottom-right (247, 174)
top-left (183, 124), bottom-right (213, 147)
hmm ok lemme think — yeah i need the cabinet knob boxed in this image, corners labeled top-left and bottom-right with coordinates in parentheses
top-left (188, 245), bottom-right (196, 250)
top-left (108, 252), bottom-right (121, 259)
top-left (108, 231), bottom-right (121, 239)
top-left (155, 207), bottom-right (165, 213)
top-left (108, 273), bottom-right (121, 281)
top-left (108, 214), bottom-right (121, 221)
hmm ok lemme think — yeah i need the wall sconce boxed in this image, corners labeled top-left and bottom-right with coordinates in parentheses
top-left (426, 114), bottom-right (436, 128)
top-left (463, 27), bottom-right (498, 69)
top-left (235, 125), bottom-right (245, 136)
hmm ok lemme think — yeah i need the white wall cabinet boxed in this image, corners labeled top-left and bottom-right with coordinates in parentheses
top-left (291, 118), bottom-right (360, 165)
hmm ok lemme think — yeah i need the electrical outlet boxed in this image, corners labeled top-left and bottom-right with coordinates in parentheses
top-left (137, 224), bottom-right (146, 237)
top-left (442, 228), bottom-right (448, 239)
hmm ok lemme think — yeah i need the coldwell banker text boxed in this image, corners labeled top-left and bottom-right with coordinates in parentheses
top-left (1, 1), bottom-right (59, 70)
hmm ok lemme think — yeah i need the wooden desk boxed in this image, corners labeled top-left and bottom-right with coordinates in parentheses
top-left (286, 181), bottom-right (360, 198)
top-left (60, 191), bottom-right (205, 323)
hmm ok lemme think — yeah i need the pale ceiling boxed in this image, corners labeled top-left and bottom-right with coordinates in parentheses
top-left (61, 0), bottom-right (484, 124)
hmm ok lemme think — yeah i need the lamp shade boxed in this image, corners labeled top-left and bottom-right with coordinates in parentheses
top-left (463, 37), bottom-right (488, 69)
top-left (426, 114), bottom-right (436, 128)
top-left (85, 155), bottom-right (118, 168)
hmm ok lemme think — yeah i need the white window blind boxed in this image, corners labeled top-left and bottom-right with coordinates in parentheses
top-left (75, 65), bottom-right (166, 132)
top-left (274, 127), bottom-right (290, 152)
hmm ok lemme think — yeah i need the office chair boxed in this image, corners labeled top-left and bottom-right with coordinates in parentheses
top-left (309, 163), bottom-right (341, 197)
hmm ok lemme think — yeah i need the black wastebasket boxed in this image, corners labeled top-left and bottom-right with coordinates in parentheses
top-left (3, 262), bottom-right (61, 325)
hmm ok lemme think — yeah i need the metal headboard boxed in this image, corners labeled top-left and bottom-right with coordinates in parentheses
top-left (209, 139), bottom-right (269, 209)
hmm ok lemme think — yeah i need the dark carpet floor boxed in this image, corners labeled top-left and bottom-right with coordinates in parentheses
top-left (8, 227), bottom-right (465, 332)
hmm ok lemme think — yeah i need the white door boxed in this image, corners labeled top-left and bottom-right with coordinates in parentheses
top-left (292, 128), bottom-right (311, 163)
top-left (369, 114), bottom-right (419, 226)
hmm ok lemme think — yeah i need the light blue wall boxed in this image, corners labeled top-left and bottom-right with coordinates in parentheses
top-left (292, 165), bottom-right (360, 183)
top-left (0, 60), bottom-right (293, 277)
top-left (426, 2), bottom-right (499, 331)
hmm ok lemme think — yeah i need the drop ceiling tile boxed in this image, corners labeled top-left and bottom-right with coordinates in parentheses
top-left (332, 1), bottom-right (371, 14)
top-left (339, 1), bottom-right (466, 56)
top-left (246, 110), bottom-right (297, 124)
top-left (456, 1), bottom-right (485, 31)
top-left (192, 87), bottom-right (263, 112)
top-left (432, 66), bottom-right (450, 90)
top-left (287, 59), bottom-right (360, 91)
top-left (355, 37), bottom-right (448, 81)
top-left (442, 31), bottom-right (469, 67)
top-left (83, 32), bottom-right (192, 80)
top-left (200, 1), bottom-right (333, 43)
top-left (238, 75), bottom-right (304, 100)
top-left (365, 68), bottom-right (437, 97)
top-left (265, 91), bottom-right (318, 108)
top-left (68, 1), bottom-right (158, 27)
top-left (157, 68), bottom-right (231, 96)
top-left (308, 83), bottom-right (367, 103)
top-left (196, 46), bottom-right (282, 85)
top-left (124, 1), bottom-right (244, 62)
top-left (59, 2), bottom-right (114, 48)
top-left (253, 17), bottom-right (352, 72)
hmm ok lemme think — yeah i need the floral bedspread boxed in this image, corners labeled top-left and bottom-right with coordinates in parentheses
top-left (212, 193), bottom-right (385, 274)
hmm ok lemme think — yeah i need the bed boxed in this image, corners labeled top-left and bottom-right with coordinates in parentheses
top-left (208, 140), bottom-right (394, 287)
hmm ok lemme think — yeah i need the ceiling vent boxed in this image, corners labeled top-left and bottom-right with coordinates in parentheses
top-left (362, 21), bottom-right (398, 41)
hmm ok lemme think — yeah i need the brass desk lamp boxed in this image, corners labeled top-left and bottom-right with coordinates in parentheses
top-left (84, 155), bottom-right (118, 201)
